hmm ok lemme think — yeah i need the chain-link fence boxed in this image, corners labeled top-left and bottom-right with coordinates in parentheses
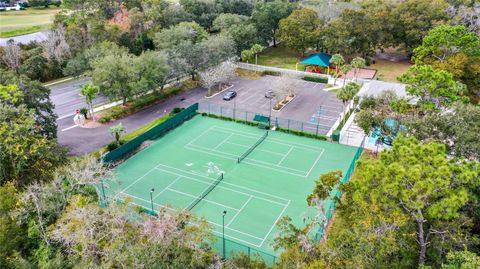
top-left (198, 102), bottom-right (333, 136)
top-left (314, 138), bottom-right (365, 241)
top-left (212, 235), bottom-right (277, 266)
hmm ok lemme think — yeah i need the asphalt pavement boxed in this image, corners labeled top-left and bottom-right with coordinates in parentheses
top-left (55, 86), bottom-right (206, 156)
top-left (49, 77), bottom-right (107, 130)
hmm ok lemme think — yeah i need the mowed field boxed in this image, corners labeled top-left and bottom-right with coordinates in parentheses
top-left (0, 7), bottom-right (61, 37)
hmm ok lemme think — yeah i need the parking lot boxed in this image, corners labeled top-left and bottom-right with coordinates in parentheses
top-left (201, 76), bottom-right (344, 134)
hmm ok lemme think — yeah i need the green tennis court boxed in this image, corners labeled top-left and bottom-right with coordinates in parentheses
top-left (105, 115), bottom-right (359, 257)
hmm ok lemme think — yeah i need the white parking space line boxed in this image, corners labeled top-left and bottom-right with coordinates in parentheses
top-left (61, 124), bottom-right (79, 131)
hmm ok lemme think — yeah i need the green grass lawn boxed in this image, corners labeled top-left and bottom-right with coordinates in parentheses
top-left (254, 45), bottom-right (411, 83)
top-left (256, 44), bottom-right (306, 70)
top-left (370, 59), bottom-right (411, 82)
top-left (0, 7), bottom-right (61, 37)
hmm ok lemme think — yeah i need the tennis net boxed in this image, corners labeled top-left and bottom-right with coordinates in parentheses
top-left (186, 173), bottom-right (224, 211)
top-left (237, 131), bottom-right (268, 163)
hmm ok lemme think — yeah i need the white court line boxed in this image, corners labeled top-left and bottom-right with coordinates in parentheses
top-left (184, 144), bottom-right (308, 178)
top-left (214, 133), bottom-right (234, 150)
top-left (61, 124), bottom-right (78, 131)
top-left (211, 229), bottom-right (262, 247)
top-left (226, 196), bottom-right (253, 227)
top-left (167, 187), bottom-right (240, 211)
top-left (114, 164), bottom-right (161, 199)
top-left (186, 143), bottom-right (308, 174)
top-left (152, 176), bottom-right (182, 200)
top-left (119, 187), bottom-right (273, 248)
top-left (223, 141), bottom-right (285, 156)
top-left (305, 148), bottom-right (325, 177)
top-left (186, 126), bottom-right (217, 147)
top-left (277, 146), bottom-right (294, 165)
top-left (124, 193), bottom-right (265, 248)
top-left (259, 200), bottom-right (291, 247)
top-left (120, 192), bottom-right (174, 211)
top-left (155, 166), bottom-right (288, 206)
top-left (208, 220), bottom-right (264, 241)
top-left (211, 126), bottom-right (327, 152)
top-left (155, 165), bottom-right (290, 204)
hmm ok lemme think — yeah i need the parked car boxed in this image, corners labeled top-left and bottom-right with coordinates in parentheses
top-left (223, 91), bottom-right (237, 101)
top-left (265, 90), bottom-right (275, 99)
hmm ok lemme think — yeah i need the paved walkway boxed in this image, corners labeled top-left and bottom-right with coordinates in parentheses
top-left (58, 87), bottom-right (206, 156)
top-left (0, 31), bottom-right (49, 46)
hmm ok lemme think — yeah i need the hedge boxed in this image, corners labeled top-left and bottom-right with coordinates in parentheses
top-left (302, 76), bottom-right (328, 84)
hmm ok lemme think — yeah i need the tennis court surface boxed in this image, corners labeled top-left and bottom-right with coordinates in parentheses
top-left (105, 115), bottom-right (359, 258)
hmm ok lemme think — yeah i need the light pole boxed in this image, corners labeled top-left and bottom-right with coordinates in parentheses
top-left (222, 210), bottom-right (227, 259)
top-left (233, 96), bottom-right (236, 119)
top-left (268, 92), bottom-right (273, 128)
top-left (150, 188), bottom-right (155, 215)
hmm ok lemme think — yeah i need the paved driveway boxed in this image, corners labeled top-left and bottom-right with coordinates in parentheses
top-left (49, 77), bottom-right (108, 130)
top-left (57, 87), bottom-right (206, 156)
top-left (54, 75), bottom-right (344, 156)
top-left (201, 76), bottom-right (343, 134)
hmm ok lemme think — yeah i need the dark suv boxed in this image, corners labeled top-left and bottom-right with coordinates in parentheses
top-left (223, 91), bottom-right (237, 101)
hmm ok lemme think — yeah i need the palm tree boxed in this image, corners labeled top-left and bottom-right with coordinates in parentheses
top-left (351, 57), bottom-right (366, 82)
top-left (250, 44), bottom-right (265, 65)
top-left (336, 82), bottom-right (361, 122)
top-left (241, 49), bottom-right (254, 64)
top-left (109, 123), bottom-right (126, 144)
top-left (80, 84), bottom-right (98, 121)
top-left (329, 54), bottom-right (344, 84)
top-left (341, 64), bottom-right (353, 87)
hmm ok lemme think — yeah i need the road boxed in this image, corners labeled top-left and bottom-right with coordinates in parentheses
top-left (0, 30), bottom-right (49, 46)
top-left (49, 77), bottom-right (207, 156)
top-left (49, 77), bottom-right (107, 130)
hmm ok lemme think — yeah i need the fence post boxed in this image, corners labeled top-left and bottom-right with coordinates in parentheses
top-left (208, 103), bottom-right (210, 114)
top-left (220, 106), bottom-right (223, 117)
top-left (301, 122), bottom-right (304, 132)
top-left (316, 124), bottom-right (319, 136)
top-left (287, 119), bottom-right (290, 131)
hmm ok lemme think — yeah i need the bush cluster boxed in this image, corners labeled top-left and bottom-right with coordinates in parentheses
top-left (98, 88), bottom-right (184, 123)
top-left (261, 70), bottom-right (281, 76)
top-left (302, 76), bottom-right (328, 84)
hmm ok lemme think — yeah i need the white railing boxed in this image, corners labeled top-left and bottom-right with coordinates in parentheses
top-left (236, 62), bottom-right (331, 79)
top-left (326, 99), bottom-right (354, 137)
top-left (236, 62), bottom-right (375, 87)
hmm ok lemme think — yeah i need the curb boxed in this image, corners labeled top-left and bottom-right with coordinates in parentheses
top-left (272, 95), bottom-right (296, 112)
top-left (205, 84), bottom-right (234, 99)
top-left (43, 77), bottom-right (75, 87)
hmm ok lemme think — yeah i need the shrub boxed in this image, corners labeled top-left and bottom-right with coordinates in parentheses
top-left (107, 142), bottom-right (120, 151)
top-left (172, 107), bottom-right (183, 114)
top-left (261, 70), bottom-right (281, 76)
top-left (302, 76), bottom-right (328, 84)
top-left (80, 107), bottom-right (89, 119)
top-left (131, 94), bottom-right (158, 110)
top-left (98, 116), bottom-right (111, 123)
